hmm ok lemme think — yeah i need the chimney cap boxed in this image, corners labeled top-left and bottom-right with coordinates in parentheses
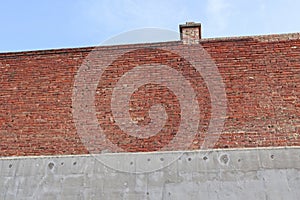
top-left (179, 22), bottom-right (201, 29)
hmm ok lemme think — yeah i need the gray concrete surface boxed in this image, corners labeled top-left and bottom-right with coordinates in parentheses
top-left (0, 147), bottom-right (300, 200)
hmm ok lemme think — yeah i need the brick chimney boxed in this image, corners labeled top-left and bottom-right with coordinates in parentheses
top-left (179, 22), bottom-right (201, 44)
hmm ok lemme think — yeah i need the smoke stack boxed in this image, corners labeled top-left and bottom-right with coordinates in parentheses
top-left (179, 22), bottom-right (201, 44)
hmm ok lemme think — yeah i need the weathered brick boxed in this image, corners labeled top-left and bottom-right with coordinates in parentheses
top-left (0, 33), bottom-right (299, 156)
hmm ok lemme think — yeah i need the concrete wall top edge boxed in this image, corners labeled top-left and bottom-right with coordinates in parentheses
top-left (1, 146), bottom-right (299, 161)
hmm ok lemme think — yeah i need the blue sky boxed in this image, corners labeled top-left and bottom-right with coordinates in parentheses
top-left (0, 0), bottom-right (300, 52)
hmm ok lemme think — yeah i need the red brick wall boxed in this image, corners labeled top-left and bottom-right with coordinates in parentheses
top-left (0, 34), bottom-right (299, 156)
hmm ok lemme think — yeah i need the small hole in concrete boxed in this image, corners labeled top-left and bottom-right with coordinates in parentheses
top-left (203, 156), bottom-right (208, 161)
top-left (130, 161), bottom-right (134, 165)
top-left (146, 192), bottom-right (149, 195)
top-left (61, 162), bottom-right (64, 165)
top-left (220, 154), bottom-right (229, 165)
top-left (270, 155), bottom-right (274, 159)
top-left (160, 158), bottom-right (164, 161)
top-left (73, 162), bottom-right (77, 165)
top-left (238, 159), bottom-right (241, 162)
top-left (188, 158), bottom-right (192, 161)
top-left (9, 164), bottom-right (12, 168)
top-left (147, 158), bottom-right (151, 162)
top-left (48, 162), bottom-right (54, 170)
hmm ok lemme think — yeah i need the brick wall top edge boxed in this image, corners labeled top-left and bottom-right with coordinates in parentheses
top-left (0, 41), bottom-right (182, 58)
top-left (201, 32), bottom-right (300, 43)
top-left (0, 32), bottom-right (299, 58)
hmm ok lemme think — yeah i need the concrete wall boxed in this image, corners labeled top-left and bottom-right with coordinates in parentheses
top-left (1, 147), bottom-right (300, 200)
